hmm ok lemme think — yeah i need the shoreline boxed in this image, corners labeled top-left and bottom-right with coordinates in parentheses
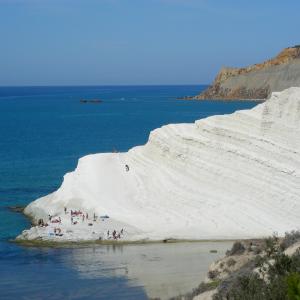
top-left (12, 237), bottom-right (240, 248)
top-left (15, 207), bottom-right (264, 248)
top-left (177, 96), bottom-right (266, 102)
top-left (12, 208), bottom-right (242, 248)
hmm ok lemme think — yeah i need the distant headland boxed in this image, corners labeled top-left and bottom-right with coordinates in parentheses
top-left (191, 45), bottom-right (300, 100)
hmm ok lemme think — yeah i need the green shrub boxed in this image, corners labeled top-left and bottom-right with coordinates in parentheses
top-left (208, 270), bottom-right (220, 280)
top-left (287, 273), bottom-right (300, 300)
top-left (264, 235), bottom-right (280, 257)
top-left (227, 258), bottom-right (236, 267)
top-left (226, 242), bottom-right (246, 256)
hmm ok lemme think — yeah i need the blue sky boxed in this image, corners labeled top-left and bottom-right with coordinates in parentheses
top-left (0, 0), bottom-right (299, 86)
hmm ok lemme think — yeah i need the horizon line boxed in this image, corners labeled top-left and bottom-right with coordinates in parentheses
top-left (0, 83), bottom-right (208, 88)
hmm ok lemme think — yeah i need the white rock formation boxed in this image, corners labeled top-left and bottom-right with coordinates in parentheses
top-left (20, 87), bottom-right (300, 241)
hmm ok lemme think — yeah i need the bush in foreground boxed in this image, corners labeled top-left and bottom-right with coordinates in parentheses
top-left (213, 234), bottom-right (300, 300)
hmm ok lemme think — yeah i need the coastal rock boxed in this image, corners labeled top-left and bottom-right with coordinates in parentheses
top-left (194, 46), bottom-right (300, 100)
top-left (20, 87), bottom-right (300, 241)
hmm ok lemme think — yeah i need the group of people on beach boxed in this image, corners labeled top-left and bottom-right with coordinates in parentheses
top-left (107, 228), bottom-right (124, 240)
top-left (69, 209), bottom-right (98, 225)
top-left (36, 206), bottom-right (125, 240)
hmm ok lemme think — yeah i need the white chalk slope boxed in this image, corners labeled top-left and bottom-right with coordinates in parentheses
top-left (23, 87), bottom-right (300, 240)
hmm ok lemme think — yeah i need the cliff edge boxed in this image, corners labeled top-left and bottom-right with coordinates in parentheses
top-left (195, 46), bottom-right (300, 100)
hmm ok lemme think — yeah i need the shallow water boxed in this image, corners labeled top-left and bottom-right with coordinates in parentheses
top-left (0, 241), bottom-right (233, 300)
top-left (0, 86), bottom-right (257, 299)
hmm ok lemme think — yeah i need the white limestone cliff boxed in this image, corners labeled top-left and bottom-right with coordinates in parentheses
top-left (19, 87), bottom-right (300, 241)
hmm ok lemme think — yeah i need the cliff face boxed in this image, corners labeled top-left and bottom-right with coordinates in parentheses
top-left (195, 46), bottom-right (300, 100)
top-left (21, 88), bottom-right (300, 241)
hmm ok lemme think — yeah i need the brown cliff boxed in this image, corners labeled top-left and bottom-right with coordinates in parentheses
top-left (194, 46), bottom-right (300, 100)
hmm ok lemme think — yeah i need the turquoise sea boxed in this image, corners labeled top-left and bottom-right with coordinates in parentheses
top-left (0, 86), bottom-right (257, 299)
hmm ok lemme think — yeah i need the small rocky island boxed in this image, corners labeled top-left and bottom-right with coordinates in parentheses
top-left (80, 99), bottom-right (103, 104)
top-left (192, 45), bottom-right (300, 100)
